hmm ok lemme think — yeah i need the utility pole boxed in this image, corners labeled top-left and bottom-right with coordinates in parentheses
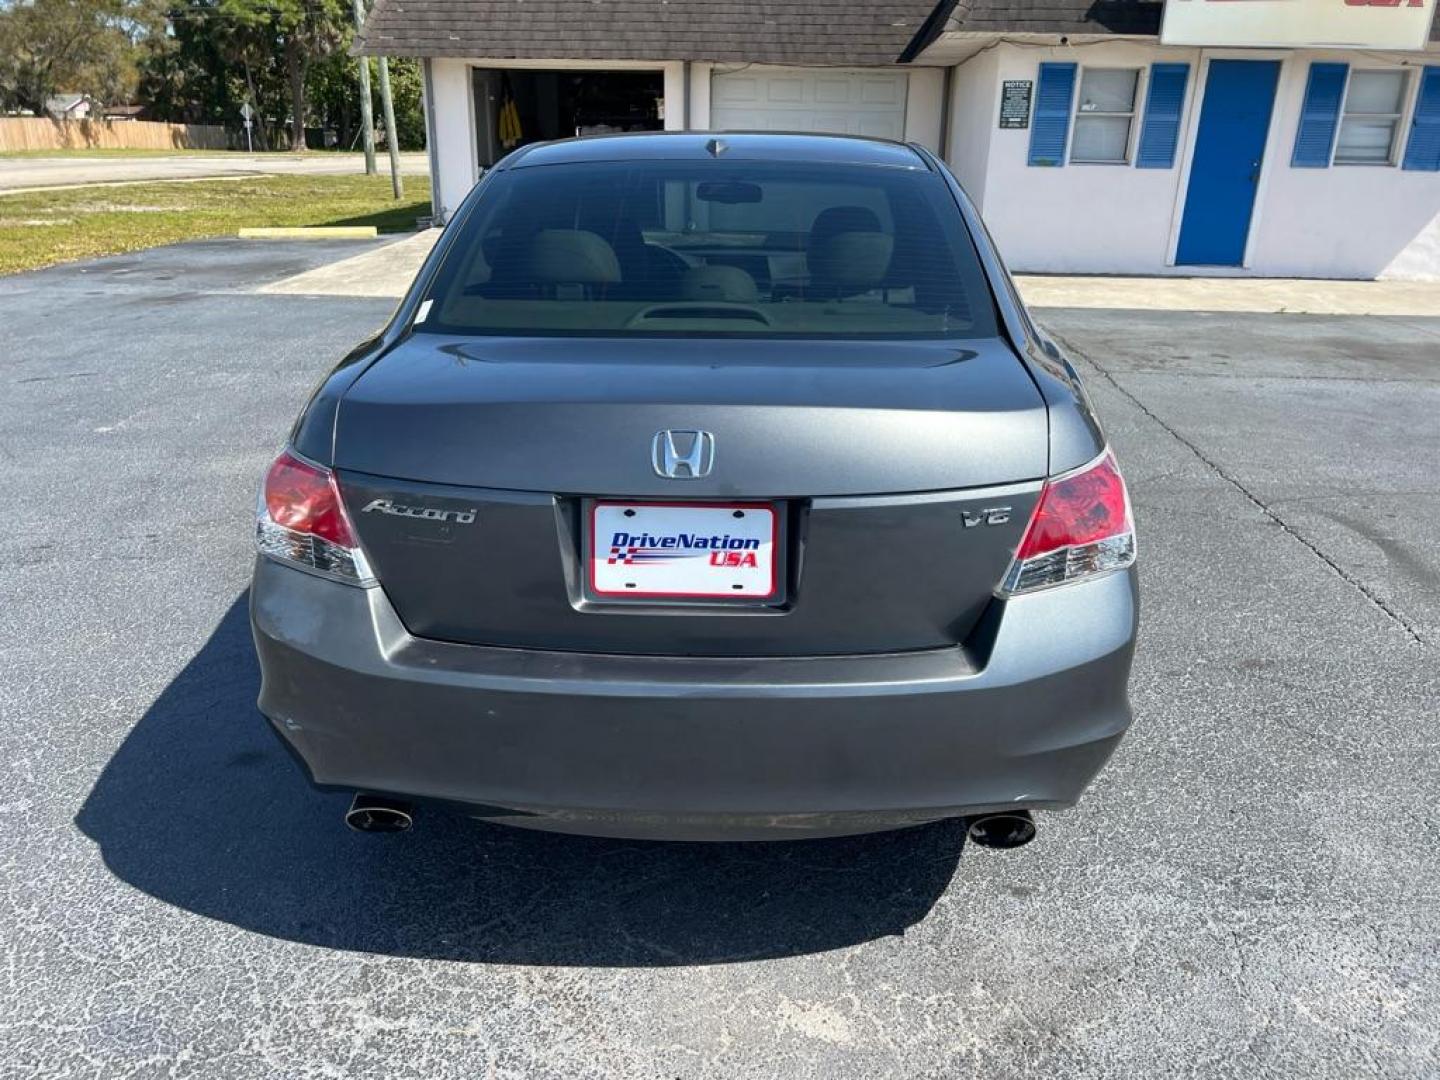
top-left (350, 0), bottom-right (377, 175)
top-left (376, 56), bottom-right (404, 198)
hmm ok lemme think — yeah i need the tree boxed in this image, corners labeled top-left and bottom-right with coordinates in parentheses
top-left (214, 0), bottom-right (346, 151)
top-left (308, 51), bottom-right (426, 151)
top-left (0, 0), bottom-right (148, 116)
top-left (212, 1), bottom-right (286, 149)
top-left (138, 3), bottom-right (242, 125)
top-left (134, 0), bottom-right (427, 152)
top-left (133, 2), bottom-right (272, 144)
top-left (382, 57), bottom-right (424, 150)
top-left (305, 46), bottom-right (359, 148)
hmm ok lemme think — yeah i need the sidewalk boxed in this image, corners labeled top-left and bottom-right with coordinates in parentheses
top-left (258, 229), bottom-right (1440, 317)
top-left (1017, 274), bottom-right (1440, 317)
top-left (257, 229), bottom-right (439, 297)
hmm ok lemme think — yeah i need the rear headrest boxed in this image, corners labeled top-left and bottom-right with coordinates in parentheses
top-left (679, 265), bottom-right (759, 303)
top-left (809, 231), bottom-right (894, 293)
top-left (579, 216), bottom-right (646, 258)
top-left (809, 205), bottom-right (882, 249)
top-left (524, 229), bottom-right (621, 284)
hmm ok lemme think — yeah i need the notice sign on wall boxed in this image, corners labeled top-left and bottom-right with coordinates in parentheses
top-left (1161, 0), bottom-right (1436, 50)
top-left (999, 81), bottom-right (1032, 129)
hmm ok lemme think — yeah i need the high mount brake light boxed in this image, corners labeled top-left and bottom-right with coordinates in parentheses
top-left (255, 450), bottom-right (374, 584)
top-left (999, 449), bottom-right (1135, 596)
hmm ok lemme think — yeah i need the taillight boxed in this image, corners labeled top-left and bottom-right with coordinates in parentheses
top-left (255, 449), bottom-right (374, 584)
top-left (999, 449), bottom-right (1135, 595)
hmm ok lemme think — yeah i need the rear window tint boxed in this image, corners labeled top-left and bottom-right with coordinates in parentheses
top-left (418, 159), bottom-right (998, 340)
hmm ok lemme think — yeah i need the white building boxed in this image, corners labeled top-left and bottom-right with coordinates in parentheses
top-left (44, 94), bottom-right (95, 120)
top-left (358, 0), bottom-right (1440, 280)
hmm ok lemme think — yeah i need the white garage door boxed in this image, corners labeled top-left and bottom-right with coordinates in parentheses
top-left (710, 68), bottom-right (908, 140)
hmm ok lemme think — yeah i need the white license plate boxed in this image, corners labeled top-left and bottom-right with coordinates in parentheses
top-left (589, 502), bottom-right (779, 599)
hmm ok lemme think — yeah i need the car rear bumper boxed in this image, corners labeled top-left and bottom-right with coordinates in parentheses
top-left (250, 557), bottom-right (1138, 840)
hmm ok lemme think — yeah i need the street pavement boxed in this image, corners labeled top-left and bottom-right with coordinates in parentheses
top-left (0, 152), bottom-right (429, 192)
top-left (0, 239), bottom-right (1436, 1078)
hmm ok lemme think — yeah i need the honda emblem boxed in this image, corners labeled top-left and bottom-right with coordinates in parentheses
top-left (652, 430), bottom-right (715, 480)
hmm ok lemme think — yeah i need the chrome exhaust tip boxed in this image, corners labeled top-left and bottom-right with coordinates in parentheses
top-left (345, 793), bottom-right (414, 833)
top-left (966, 810), bottom-right (1036, 849)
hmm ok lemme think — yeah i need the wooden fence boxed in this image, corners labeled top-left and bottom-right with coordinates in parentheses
top-left (0, 118), bottom-right (231, 152)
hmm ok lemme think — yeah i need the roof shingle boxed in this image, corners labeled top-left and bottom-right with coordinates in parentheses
top-left (951, 0), bottom-right (1162, 36)
top-left (944, 0), bottom-right (1437, 44)
top-left (357, 0), bottom-right (1440, 61)
top-left (356, 0), bottom-right (940, 63)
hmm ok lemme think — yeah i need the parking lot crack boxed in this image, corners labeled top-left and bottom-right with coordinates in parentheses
top-left (1051, 330), bottom-right (1427, 647)
top-left (1396, 317), bottom-right (1440, 344)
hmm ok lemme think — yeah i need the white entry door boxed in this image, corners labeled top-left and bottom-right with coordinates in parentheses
top-left (710, 68), bottom-right (908, 140)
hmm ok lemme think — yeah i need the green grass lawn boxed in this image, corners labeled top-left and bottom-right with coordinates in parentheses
top-left (0, 174), bottom-right (430, 275)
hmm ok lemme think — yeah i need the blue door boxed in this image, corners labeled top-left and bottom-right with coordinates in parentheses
top-left (1175, 60), bottom-right (1281, 266)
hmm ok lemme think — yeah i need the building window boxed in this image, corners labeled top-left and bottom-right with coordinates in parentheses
top-left (1336, 70), bottom-right (1408, 165)
top-left (1071, 69), bottom-right (1140, 163)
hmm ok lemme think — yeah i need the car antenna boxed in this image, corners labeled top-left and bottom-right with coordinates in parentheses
top-left (706, 137), bottom-right (728, 158)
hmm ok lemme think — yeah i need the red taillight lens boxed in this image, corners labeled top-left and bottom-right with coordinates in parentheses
top-left (1000, 450), bottom-right (1135, 595)
top-left (256, 450), bottom-right (373, 583)
top-left (264, 451), bottom-right (357, 548)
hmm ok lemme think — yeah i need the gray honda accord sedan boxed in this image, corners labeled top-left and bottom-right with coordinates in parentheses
top-left (250, 132), bottom-right (1138, 844)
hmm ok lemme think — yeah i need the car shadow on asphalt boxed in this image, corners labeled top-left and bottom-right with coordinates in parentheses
top-left (75, 592), bottom-right (966, 965)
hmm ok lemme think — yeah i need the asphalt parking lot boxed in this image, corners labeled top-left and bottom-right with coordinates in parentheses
top-left (2, 241), bottom-right (1437, 1078)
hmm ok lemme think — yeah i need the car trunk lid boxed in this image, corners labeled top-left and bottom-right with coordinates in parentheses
top-left (332, 334), bottom-right (1046, 656)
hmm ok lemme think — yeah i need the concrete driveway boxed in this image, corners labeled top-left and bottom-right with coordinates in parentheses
top-left (0, 151), bottom-right (429, 192)
top-left (1, 240), bottom-right (1436, 1078)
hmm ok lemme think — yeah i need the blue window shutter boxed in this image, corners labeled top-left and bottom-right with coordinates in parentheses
top-left (1292, 62), bottom-right (1348, 168)
top-left (1028, 63), bottom-right (1077, 167)
top-left (1136, 63), bottom-right (1190, 169)
top-left (1403, 66), bottom-right (1440, 172)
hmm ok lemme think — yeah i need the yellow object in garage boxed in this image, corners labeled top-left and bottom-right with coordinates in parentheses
top-left (498, 94), bottom-right (522, 150)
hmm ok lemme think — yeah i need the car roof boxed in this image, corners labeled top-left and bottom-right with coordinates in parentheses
top-left (506, 131), bottom-right (930, 170)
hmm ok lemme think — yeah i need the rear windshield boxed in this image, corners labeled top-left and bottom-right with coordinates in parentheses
top-left (418, 158), bottom-right (999, 340)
